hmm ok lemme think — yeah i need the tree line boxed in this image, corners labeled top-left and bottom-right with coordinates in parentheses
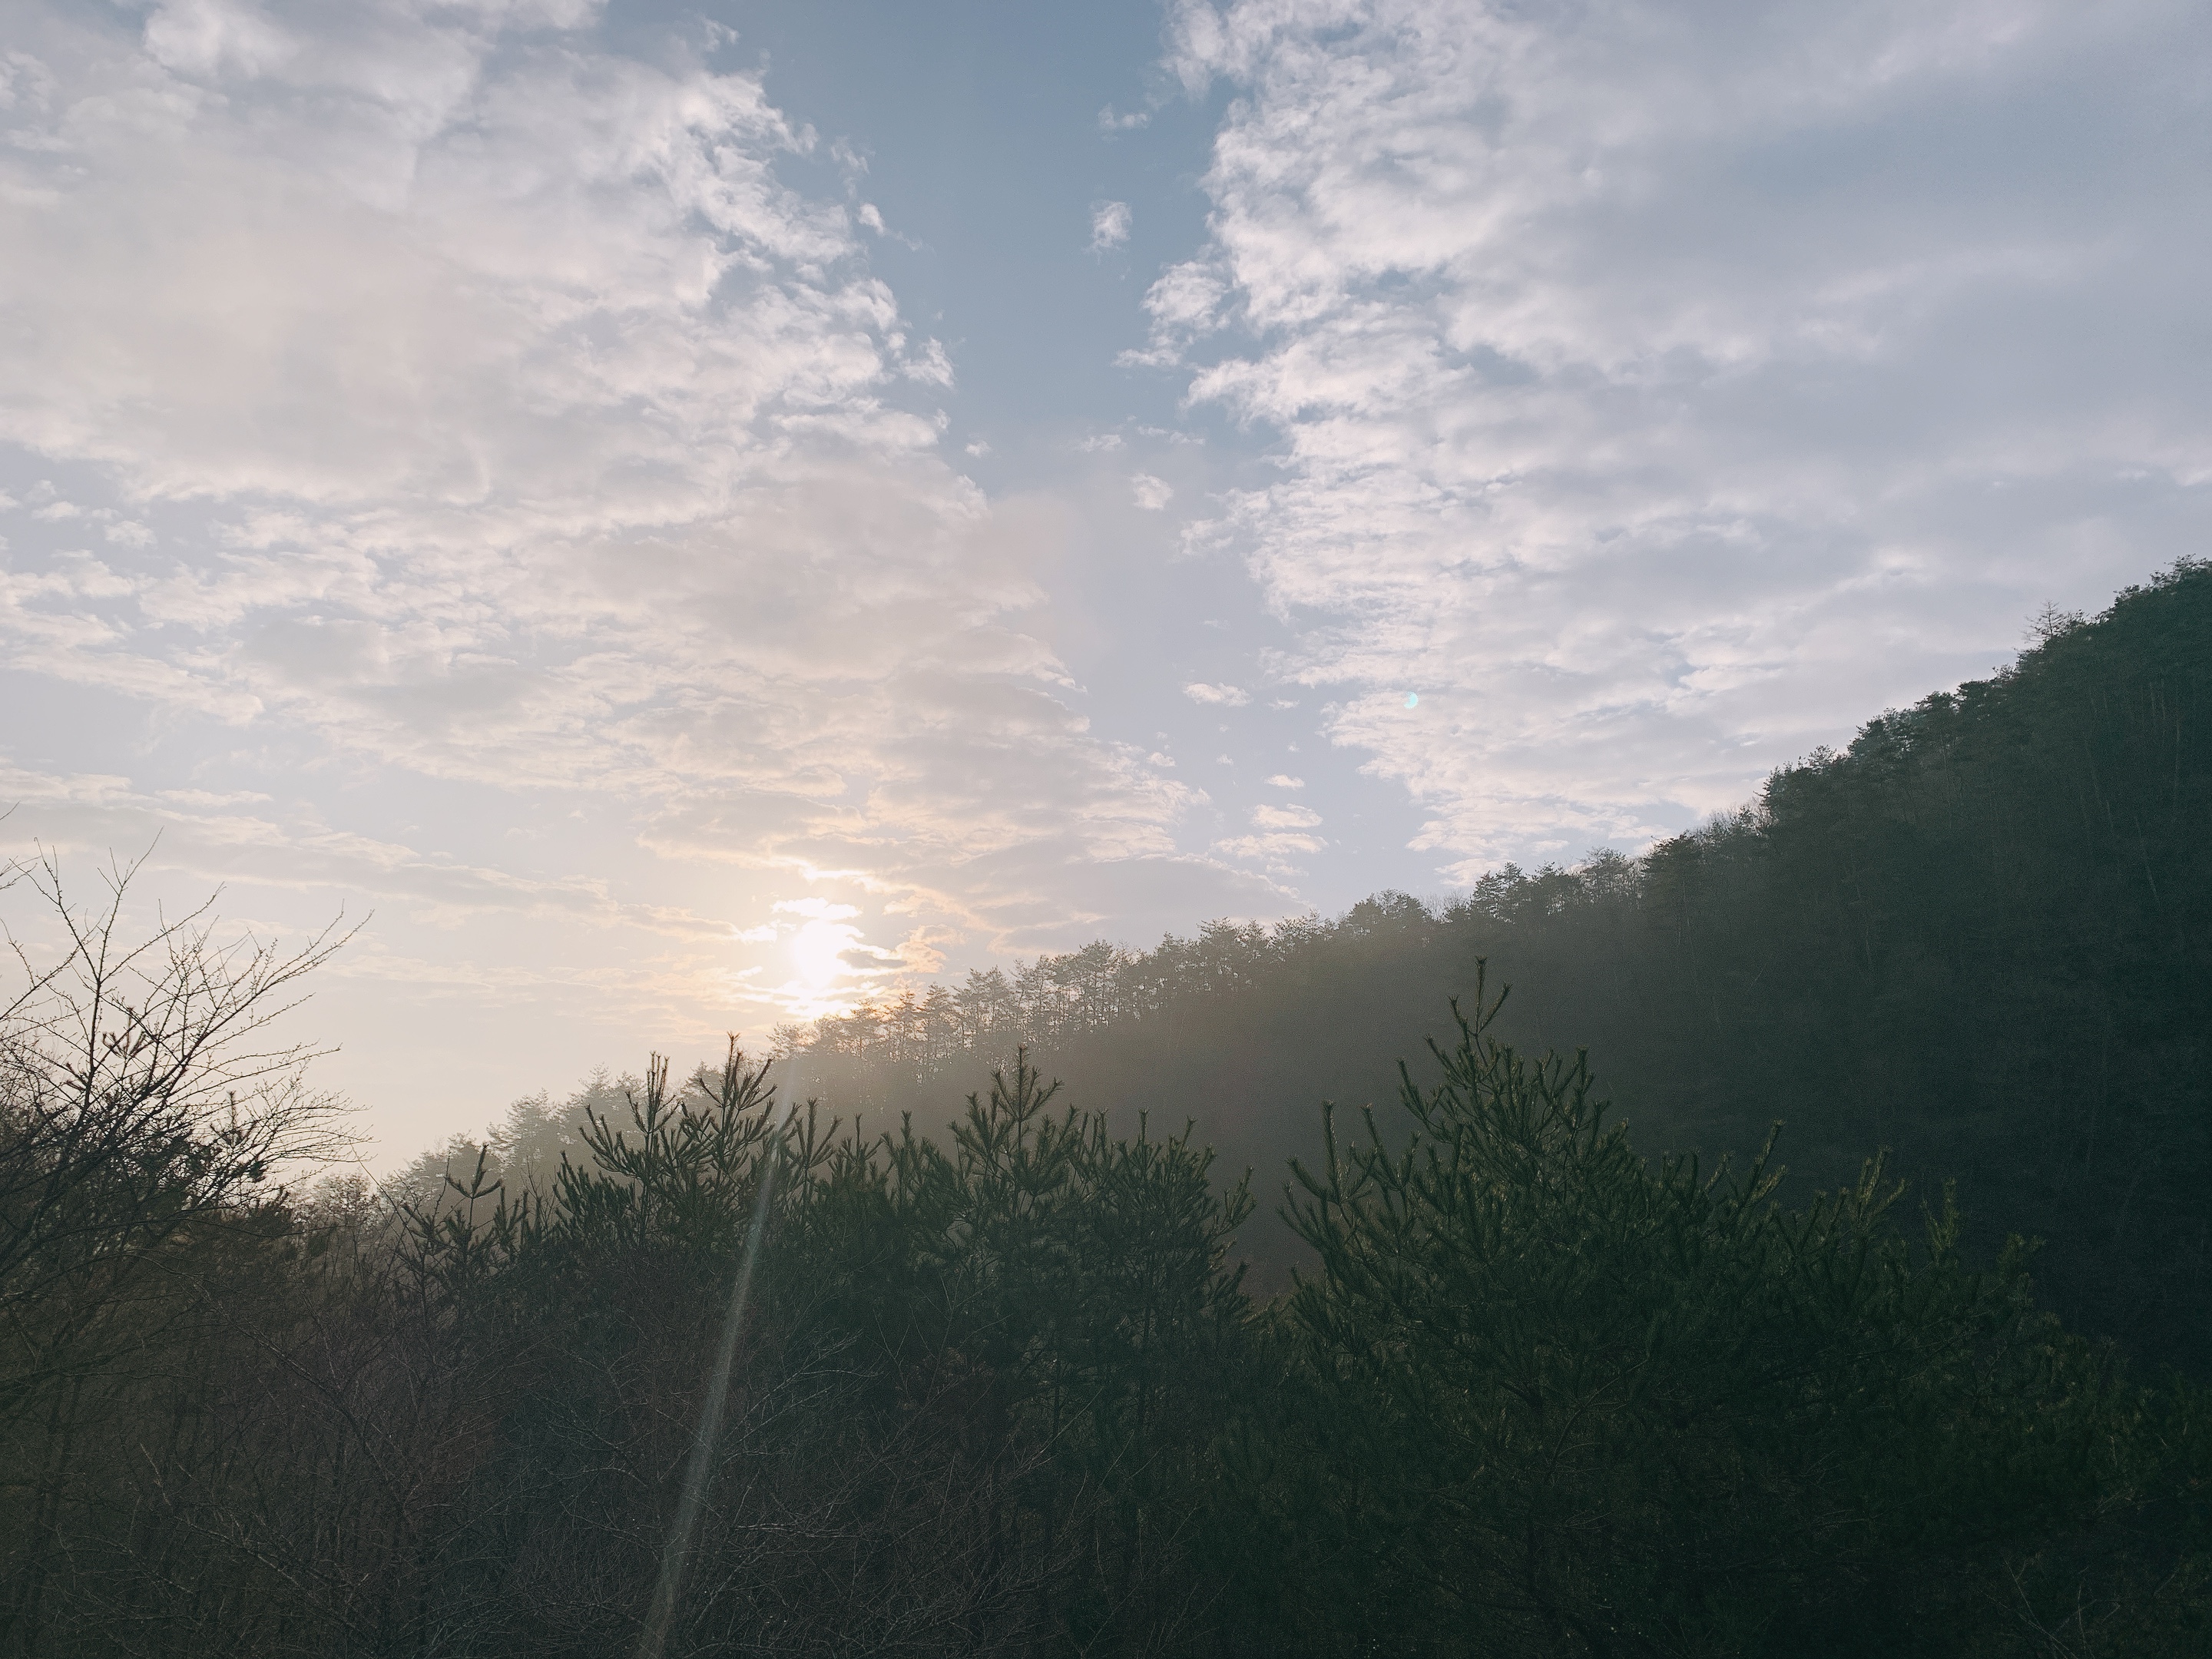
top-left (5, 558), bottom-right (2207, 1654)
top-left (5, 896), bottom-right (2207, 1654)
top-left (776, 559), bottom-right (2212, 1368)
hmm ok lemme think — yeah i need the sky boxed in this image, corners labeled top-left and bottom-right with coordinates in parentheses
top-left (3, 0), bottom-right (2208, 1161)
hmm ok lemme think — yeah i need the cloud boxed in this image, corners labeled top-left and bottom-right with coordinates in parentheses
top-left (1213, 826), bottom-right (1323, 875)
top-left (1090, 198), bottom-right (1132, 253)
top-left (1159, 0), bottom-right (2212, 873)
top-left (773, 897), bottom-right (861, 921)
top-left (1183, 681), bottom-right (1249, 706)
top-left (1119, 260), bottom-right (1227, 366)
top-left (1251, 802), bottom-right (1320, 830)
top-left (1131, 472), bottom-right (1174, 510)
top-left (0, 757), bottom-right (669, 929)
top-left (1265, 773), bottom-right (1303, 789)
top-left (0, 0), bottom-right (1277, 975)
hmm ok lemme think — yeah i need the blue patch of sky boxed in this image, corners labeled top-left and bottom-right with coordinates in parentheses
top-left (611, 0), bottom-right (1450, 909)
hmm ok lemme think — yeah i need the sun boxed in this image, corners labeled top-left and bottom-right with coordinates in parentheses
top-left (790, 918), bottom-right (856, 991)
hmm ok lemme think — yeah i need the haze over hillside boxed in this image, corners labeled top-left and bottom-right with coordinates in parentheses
top-left (8, 0), bottom-right (2212, 1651)
top-left (9, 565), bottom-right (2209, 1654)
top-left (5, 0), bottom-right (2211, 1157)
top-left (425, 561), bottom-right (2212, 1367)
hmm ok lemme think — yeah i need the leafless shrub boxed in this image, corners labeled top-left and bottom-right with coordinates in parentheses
top-left (0, 846), bottom-right (353, 1391)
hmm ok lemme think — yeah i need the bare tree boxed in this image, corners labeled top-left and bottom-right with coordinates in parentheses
top-left (0, 846), bottom-right (353, 1399)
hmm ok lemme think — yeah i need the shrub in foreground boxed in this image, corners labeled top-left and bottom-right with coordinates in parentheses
top-left (1222, 972), bottom-right (2207, 1657)
top-left (2, 859), bottom-right (2204, 1657)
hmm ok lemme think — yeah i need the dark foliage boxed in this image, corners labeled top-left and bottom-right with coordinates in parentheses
top-left (5, 981), bottom-right (2206, 1654)
top-left (1227, 975), bottom-right (2209, 1657)
top-left (783, 559), bottom-right (2212, 1366)
top-left (5, 562), bottom-right (2209, 1654)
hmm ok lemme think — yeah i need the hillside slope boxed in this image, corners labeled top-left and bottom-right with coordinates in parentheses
top-left (777, 560), bottom-right (2210, 1362)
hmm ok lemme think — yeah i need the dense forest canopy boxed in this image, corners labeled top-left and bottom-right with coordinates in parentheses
top-left (5, 560), bottom-right (2209, 1656)
top-left (743, 558), bottom-right (2210, 1366)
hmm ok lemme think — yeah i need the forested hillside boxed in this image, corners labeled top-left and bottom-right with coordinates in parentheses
top-left (8, 561), bottom-right (2207, 1657)
top-left (8, 968), bottom-right (2209, 1655)
top-left (777, 559), bottom-right (2212, 1365)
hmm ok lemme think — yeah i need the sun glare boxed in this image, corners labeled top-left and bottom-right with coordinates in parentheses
top-left (790, 917), bottom-right (856, 990)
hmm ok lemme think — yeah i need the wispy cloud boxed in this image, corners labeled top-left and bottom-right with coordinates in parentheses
top-left (1214, 796), bottom-right (1326, 873)
top-left (1183, 682), bottom-right (1249, 706)
top-left (0, 0), bottom-right (1281, 977)
top-left (1090, 198), bottom-right (1132, 252)
top-left (1160, 0), bottom-right (2212, 873)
